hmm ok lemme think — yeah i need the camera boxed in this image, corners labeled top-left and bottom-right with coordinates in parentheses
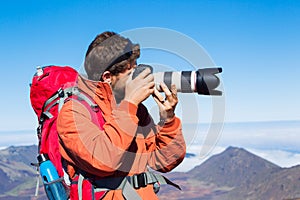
top-left (133, 64), bottom-right (222, 96)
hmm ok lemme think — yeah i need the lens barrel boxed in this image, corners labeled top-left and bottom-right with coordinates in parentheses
top-left (195, 68), bottom-right (222, 95)
top-left (135, 64), bottom-right (223, 96)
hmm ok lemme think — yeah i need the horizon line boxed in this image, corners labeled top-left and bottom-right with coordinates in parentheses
top-left (0, 119), bottom-right (299, 132)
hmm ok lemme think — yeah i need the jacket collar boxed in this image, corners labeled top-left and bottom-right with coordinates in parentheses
top-left (77, 74), bottom-right (114, 103)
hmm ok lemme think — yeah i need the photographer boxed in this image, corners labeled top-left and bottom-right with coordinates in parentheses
top-left (57, 31), bottom-right (186, 200)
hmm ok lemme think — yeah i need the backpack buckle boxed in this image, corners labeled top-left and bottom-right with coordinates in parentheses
top-left (132, 173), bottom-right (147, 189)
top-left (91, 105), bottom-right (100, 112)
top-left (58, 88), bottom-right (65, 98)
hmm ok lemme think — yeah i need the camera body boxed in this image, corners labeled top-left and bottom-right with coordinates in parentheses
top-left (134, 64), bottom-right (222, 96)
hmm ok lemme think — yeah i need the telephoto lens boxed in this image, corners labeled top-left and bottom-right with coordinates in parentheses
top-left (135, 64), bottom-right (222, 96)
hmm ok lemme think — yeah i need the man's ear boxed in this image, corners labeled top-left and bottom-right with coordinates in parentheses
top-left (101, 71), bottom-right (112, 83)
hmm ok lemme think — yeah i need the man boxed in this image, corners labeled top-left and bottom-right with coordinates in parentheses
top-left (57, 31), bottom-right (186, 199)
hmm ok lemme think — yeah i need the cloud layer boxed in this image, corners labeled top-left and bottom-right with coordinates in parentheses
top-left (1, 121), bottom-right (299, 172)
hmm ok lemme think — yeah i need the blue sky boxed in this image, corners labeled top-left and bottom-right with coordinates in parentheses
top-left (0, 0), bottom-right (300, 131)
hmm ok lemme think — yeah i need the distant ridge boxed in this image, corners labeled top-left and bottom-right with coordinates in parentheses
top-left (0, 145), bottom-right (37, 164)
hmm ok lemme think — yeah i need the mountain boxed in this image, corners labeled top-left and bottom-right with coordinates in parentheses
top-left (1, 145), bottom-right (300, 200)
top-left (0, 145), bottom-right (46, 200)
top-left (158, 147), bottom-right (300, 200)
top-left (189, 146), bottom-right (281, 188)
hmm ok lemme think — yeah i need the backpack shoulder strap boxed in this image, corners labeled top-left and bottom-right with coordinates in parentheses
top-left (38, 86), bottom-right (104, 139)
top-left (64, 87), bottom-right (105, 129)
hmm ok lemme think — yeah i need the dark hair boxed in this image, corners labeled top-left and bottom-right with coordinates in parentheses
top-left (84, 31), bottom-right (140, 81)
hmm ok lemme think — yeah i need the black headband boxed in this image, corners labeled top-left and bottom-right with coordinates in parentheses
top-left (103, 40), bottom-right (133, 72)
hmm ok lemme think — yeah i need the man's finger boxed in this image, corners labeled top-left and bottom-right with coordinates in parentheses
top-left (170, 84), bottom-right (178, 100)
top-left (135, 67), bottom-right (152, 79)
top-left (152, 87), bottom-right (165, 103)
top-left (160, 82), bottom-right (172, 97)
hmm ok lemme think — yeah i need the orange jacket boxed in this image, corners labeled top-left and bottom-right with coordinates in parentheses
top-left (57, 75), bottom-right (186, 199)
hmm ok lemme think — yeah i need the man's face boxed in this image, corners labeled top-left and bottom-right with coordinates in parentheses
top-left (111, 63), bottom-right (136, 102)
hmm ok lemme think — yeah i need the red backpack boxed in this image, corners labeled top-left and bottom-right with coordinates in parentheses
top-left (30, 65), bottom-right (105, 199)
top-left (30, 65), bottom-right (181, 200)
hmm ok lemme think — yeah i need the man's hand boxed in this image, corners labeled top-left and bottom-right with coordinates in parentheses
top-left (124, 68), bottom-right (155, 106)
top-left (153, 83), bottom-right (178, 123)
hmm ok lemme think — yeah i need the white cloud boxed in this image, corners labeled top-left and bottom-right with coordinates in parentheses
top-left (191, 121), bottom-right (300, 152)
top-left (174, 121), bottom-right (300, 172)
top-left (174, 145), bottom-right (226, 172)
top-left (247, 148), bottom-right (300, 168)
top-left (174, 145), bottom-right (300, 172)
top-left (0, 130), bottom-right (37, 148)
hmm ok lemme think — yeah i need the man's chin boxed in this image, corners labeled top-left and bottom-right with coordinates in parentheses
top-left (113, 93), bottom-right (125, 103)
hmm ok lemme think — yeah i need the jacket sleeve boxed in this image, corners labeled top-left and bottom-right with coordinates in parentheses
top-left (138, 105), bottom-right (186, 173)
top-left (57, 99), bottom-right (139, 177)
